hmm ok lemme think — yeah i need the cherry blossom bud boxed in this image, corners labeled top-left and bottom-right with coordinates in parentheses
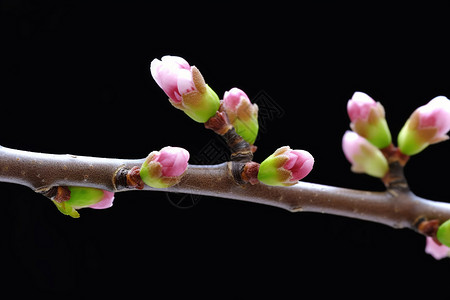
top-left (52, 187), bottom-right (115, 218)
top-left (347, 92), bottom-right (392, 149)
top-left (425, 236), bottom-right (450, 260)
top-left (150, 55), bottom-right (220, 123)
top-left (342, 131), bottom-right (389, 178)
top-left (222, 88), bottom-right (259, 144)
top-left (436, 219), bottom-right (450, 247)
top-left (140, 146), bottom-right (190, 188)
top-left (398, 96), bottom-right (450, 155)
top-left (257, 146), bottom-right (314, 186)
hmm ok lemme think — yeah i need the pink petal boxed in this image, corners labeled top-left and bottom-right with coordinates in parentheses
top-left (161, 55), bottom-right (190, 70)
top-left (418, 96), bottom-right (450, 136)
top-left (342, 131), bottom-right (365, 163)
top-left (347, 92), bottom-right (377, 122)
top-left (176, 68), bottom-right (195, 95)
top-left (283, 151), bottom-right (298, 170)
top-left (150, 56), bottom-right (192, 103)
top-left (223, 88), bottom-right (250, 111)
top-left (425, 236), bottom-right (450, 260)
top-left (288, 150), bottom-right (314, 181)
top-left (89, 191), bottom-right (115, 209)
top-left (157, 147), bottom-right (190, 177)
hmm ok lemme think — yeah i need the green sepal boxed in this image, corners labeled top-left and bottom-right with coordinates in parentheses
top-left (352, 143), bottom-right (389, 178)
top-left (67, 186), bottom-right (104, 208)
top-left (437, 219), bottom-right (450, 247)
top-left (51, 186), bottom-right (105, 218)
top-left (139, 160), bottom-right (180, 188)
top-left (182, 85), bottom-right (220, 123)
top-left (257, 148), bottom-right (291, 186)
top-left (353, 119), bottom-right (392, 149)
top-left (397, 119), bottom-right (429, 156)
top-left (52, 200), bottom-right (80, 218)
top-left (365, 119), bottom-right (392, 149)
top-left (233, 114), bottom-right (259, 145)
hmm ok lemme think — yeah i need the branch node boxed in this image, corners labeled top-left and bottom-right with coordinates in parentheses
top-left (415, 217), bottom-right (440, 237)
top-left (241, 162), bottom-right (260, 185)
top-left (39, 186), bottom-right (71, 202)
top-left (114, 166), bottom-right (144, 190)
top-left (229, 161), bottom-right (260, 185)
top-left (204, 110), bottom-right (232, 135)
top-left (205, 108), bottom-right (254, 162)
top-left (127, 166), bottom-right (145, 190)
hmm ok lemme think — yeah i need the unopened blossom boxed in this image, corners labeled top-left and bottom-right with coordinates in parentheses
top-left (52, 187), bottom-right (115, 218)
top-left (150, 55), bottom-right (220, 123)
top-left (140, 146), bottom-right (190, 188)
top-left (257, 146), bottom-right (314, 186)
top-left (347, 91), bottom-right (391, 149)
top-left (398, 96), bottom-right (450, 155)
top-left (222, 88), bottom-right (259, 144)
top-left (342, 131), bottom-right (389, 178)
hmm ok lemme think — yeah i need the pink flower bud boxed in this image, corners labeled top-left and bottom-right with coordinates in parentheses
top-left (222, 88), bottom-right (259, 144)
top-left (342, 131), bottom-right (388, 178)
top-left (140, 146), bottom-right (190, 188)
top-left (150, 55), bottom-right (220, 123)
top-left (52, 187), bottom-right (115, 218)
top-left (284, 149), bottom-right (315, 182)
top-left (347, 92), bottom-right (392, 149)
top-left (414, 96), bottom-right (450, 137)
top-left (154, 146), bottom-right (190, 177)
top-left (257, 146), bottom-right (314, 186)
top-left (150, 55), bottom-right (193, 103)
top-left (347, 91), bottom-right (377, 122)
top-left (425, 236), bottom-right (450, 260)
top-left (223, 88), bottom-right (250, 111)
top-left (398, 96), bottom-right (450, 155)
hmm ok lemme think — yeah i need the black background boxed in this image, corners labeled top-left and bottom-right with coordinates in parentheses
top-left (1, 1), bottom-right (450, 297)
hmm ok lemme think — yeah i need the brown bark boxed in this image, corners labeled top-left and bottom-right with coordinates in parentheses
top-left (0, 145), bottom-right (449, 230)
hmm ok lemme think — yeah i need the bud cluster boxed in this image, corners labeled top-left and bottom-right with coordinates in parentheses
top-left (342, 92), bottom-right (450, 179)
top-left (342, 92), bottom-right (391, 178)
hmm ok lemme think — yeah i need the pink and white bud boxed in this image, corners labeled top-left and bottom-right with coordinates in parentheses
top-left (52, 187), bottom-right (115, 218)
top-left (398, 96), bottom-right (450, 155)
top-left (257, 146), bottom-right (314, 186)
top-left (140, 146), bottom-right (190, 188)
top-left (222, 87), bottom-right (259, 144)
top-left (342, 131), bottom-right (388, 178)
top-left (284, 149), bottom-right (315, 182)
top-left (150, 55), bottom-right (193, 103)
top-left (155, 146), bottom-right (190, 177)
top-left (347, 91), bottom-right (378, 122)
top-left (347, 92), bottom-right (392, 149)
top-left (150, 55), bottom-right (220, 123)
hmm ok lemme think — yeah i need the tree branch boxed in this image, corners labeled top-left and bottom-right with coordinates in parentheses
top-left (1, 145), bottom-right (449, 231)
